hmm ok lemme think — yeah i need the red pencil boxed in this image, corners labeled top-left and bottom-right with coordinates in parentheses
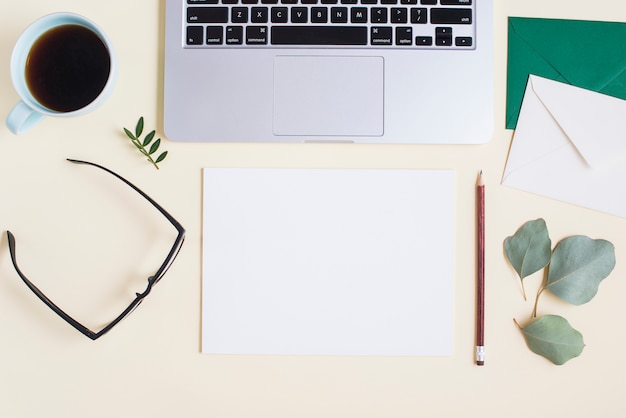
top-left (476, 171), bottom-right (485, 365)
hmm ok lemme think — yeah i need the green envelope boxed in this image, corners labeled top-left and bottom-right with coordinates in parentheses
top-left (506, 17), bottom-right (626, 129)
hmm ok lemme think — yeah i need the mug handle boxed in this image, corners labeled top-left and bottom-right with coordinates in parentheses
top-left (6, 100), bottom-right (45, 135)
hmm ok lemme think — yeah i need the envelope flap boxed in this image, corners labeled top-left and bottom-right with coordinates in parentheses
top-left (506, 17), bottom-right (626, 129)
top-left (531, 75), bottom-right (626, 168)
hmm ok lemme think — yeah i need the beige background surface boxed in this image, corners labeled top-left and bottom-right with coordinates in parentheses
top-left (1, 0), bottom-right (625, 417)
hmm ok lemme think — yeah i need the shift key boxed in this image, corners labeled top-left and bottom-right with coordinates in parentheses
top-left (440, 0), bottom-right (472, 4)
top-left (430, 8), bottom-right (472, 24)
top-left (188, 7), bottom-right (229, 23)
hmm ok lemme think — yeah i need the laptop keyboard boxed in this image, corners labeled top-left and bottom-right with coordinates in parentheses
top-left (185, 0), bottom-right (476, 49)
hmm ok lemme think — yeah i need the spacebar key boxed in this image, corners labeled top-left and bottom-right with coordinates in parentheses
top-left (271, 26), bottom-right (368, 45)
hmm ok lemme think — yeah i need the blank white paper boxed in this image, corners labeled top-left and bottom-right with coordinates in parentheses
top-left (202, 168), bottom-right (455, 356)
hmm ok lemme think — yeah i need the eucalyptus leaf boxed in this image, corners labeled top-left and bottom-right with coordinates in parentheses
top-left (135, 116), bottom-right (144, 137)
top-left (149, 138), bottom-right (161, 155)
top-left (517, 315), bottom-right (584, 365)
top-left (155, 151), bottom-right (168, 163)
top-left (546, 236), bottom-right (615, 305)
top-left (124, 128), bottom-right (136, 140)
top-left (504, 218), bottom-right (552, 298)
top-left (143, 130), bottom-right (156, 146)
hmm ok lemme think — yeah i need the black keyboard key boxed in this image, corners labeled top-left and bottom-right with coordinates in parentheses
top-left (371, 8), bottom-right (387, 23)
top-left (291, 7), bottom-right (308, 22)
top-left (435, 26), bottom-right (452, 45)
top-left (251, 7), bottom-right (269, 22)
top-left (351, 7), bottom-right (368, 22)
top-left (188, 7), bottom-right (229, 23)
top-left (390, 7), bottom-right (407, 23)
top-left (271, 26), bottom-right (368, 45)
top-left (410, 8), bottom-right (427, 23)
top-left (396, 27), bottom-right (412, 45)
top-left (441, 0), bottom-right (471, 4)
top-left (186, 26), bottom-right (204, 45)
top-left (226, 26), bottom-right (244, 44)
top-left (188, 0), bottom-right (218, 3)
top-left (331, 7), bottom-right (349, 23)
top-left (455, 36), bottom-right (472, 46)
top-left (272, 7), bottom-right (289, 22)
top-left (415, 36), bottom-right (432, 45)
top-left (206, 26), bottom-right (224, 44)
top-left (420, 0), bottom-right (436, 4)
top-left (431, 8), bottom-right (472, 24)
top-left (311, 7), bottom-right (329, 23)
top-left (371, 26), bottom-right (392, 45)
top-left (232, 7), bottom-right (249, 23)
top-left (246, 26), bottom-right (268, 44)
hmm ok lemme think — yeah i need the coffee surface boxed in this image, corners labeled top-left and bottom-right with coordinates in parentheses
top-left (26, 24), bottom-right (110, 112)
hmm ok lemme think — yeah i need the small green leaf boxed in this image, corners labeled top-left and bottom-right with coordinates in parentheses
top-left (155, 151), bottom-right (168, 163)
top-left (124, 128), bottom-right (136, 140)
top-left (517, 315), bottom-right (584, 365)
top-left (149, 138), bottom-right (161, 155)
top-left (504, 219), bottom-right (552, 298)
top-left (122, 117), bottom-right (169, 169)
top-left (546, 236), bottom-right (615, 305)
top-left (135, 116), bottom-right (144, 137)
top-left (143, 130), bottom-right (156, 146)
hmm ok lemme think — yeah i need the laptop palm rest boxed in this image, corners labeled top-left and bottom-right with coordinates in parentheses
top-left (273, 56), bottom-right (384, 137)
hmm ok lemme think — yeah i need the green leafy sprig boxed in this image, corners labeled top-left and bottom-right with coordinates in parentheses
top-left (504, 218), bottom-right (616, 365)
top-left (123, 117), bottom-right (168, 170)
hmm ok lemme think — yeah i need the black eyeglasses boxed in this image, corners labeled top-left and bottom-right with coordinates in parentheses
top-left (6, 159), bottom-right (185, 340)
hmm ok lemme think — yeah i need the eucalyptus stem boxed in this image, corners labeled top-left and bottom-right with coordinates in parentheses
top-left (531, 286), bottom-right (545, 318)
top-left (123, 117), bottom-right (168, 170)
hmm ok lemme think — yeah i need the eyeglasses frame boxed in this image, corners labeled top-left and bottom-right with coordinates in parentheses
top-left (6, 159), bottom-right (186, 340)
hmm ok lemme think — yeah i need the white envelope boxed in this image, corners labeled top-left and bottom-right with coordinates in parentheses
top-left (502, 75), bottom-right (626, 218)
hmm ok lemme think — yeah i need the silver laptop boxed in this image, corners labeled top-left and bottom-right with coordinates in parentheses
top-left (163, 0), bottom-right (493, 144)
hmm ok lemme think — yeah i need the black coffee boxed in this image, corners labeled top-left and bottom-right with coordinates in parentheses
top-left (26, 24), bottom-right (111, 112)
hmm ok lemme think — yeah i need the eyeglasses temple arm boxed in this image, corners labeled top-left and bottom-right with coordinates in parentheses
top-left (66, 159), bottom-right (185, 236)
top-left (6, 231), bottom-right (99, 339)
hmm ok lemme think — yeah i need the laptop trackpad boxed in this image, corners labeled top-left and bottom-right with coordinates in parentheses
top-left (273, 56), bottom-right (384, 137)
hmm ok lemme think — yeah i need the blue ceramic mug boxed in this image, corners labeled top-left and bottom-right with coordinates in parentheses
top-left (6, 12), bottom-right (117, 134)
